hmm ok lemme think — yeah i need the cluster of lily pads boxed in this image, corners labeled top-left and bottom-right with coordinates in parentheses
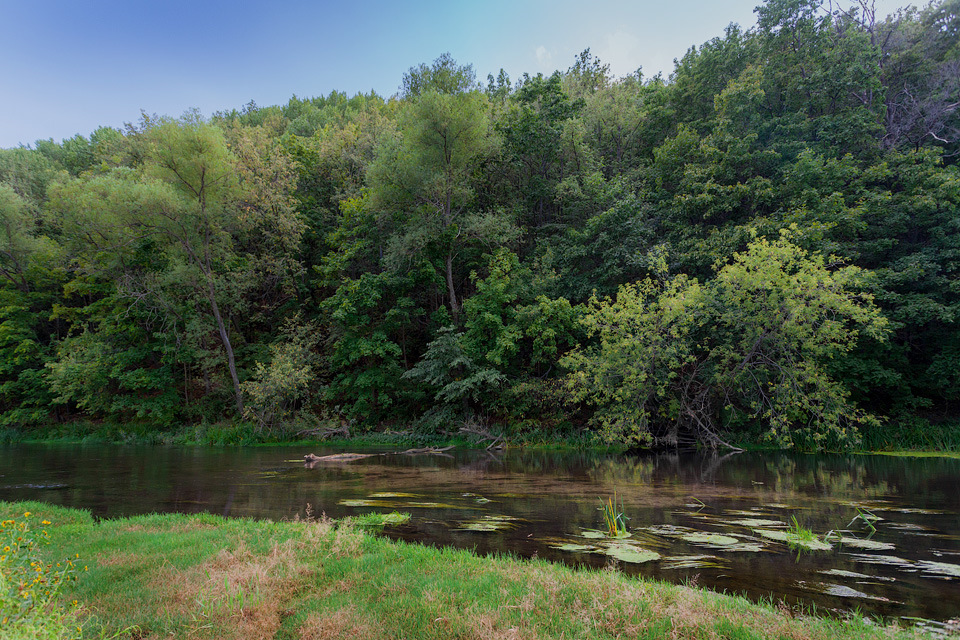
top-left (338, 491), bottom-right (524, 532)
top-left (537, 499), bottom-right (960, 585)
top-left (334, 490), bottom-right (960, 585)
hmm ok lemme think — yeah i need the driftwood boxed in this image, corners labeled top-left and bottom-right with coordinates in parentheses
top-left (458, 424), bottom-right (505, 451)
top-left (399, 445), bottom-right (455, 456)
top-left (302, 446), bottom-right (456, 467)
top-left (297, 421), bottom-right (350, 440)
top-left (304, 452), bottom-right (375, 464)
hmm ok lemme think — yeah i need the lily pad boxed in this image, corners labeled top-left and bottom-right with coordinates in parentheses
top-left (661, 555), bottom-right (726, 570)
top-left (848, 554), bottom-right (916, 569)
top-left (404, 501), bottom-right (464, 509)
top-left (754, 529), bottom-right (832, 551)
top-left (338, 499), bottom-right (395, 508)
top-left (819, 569), bottom-right (895, 582)
top-left (602, 543), bottom-right (661, 564)
top-left (815, 583), bottom-right (893, 601)
top-left (724, 543), bottom-right (766, 552)
top-left (724, 518), bottom-right (785, 528)
top-left (461, 493), bottom-right (493, 504)
top-left (551, 543), bottom-right (596, 552)
top-left (579, 529), bottom-right (607, 539)
top-left (579, 528), bottom-right (630, 540)
top-left (680, 532), bottom-right (740, 546)
top-left (832, 536), bottom-right (895, 551)
top-left (368, 492), bottom-right (420, 498)
top-left (456, 515), bottom-right (520, 532)
top-left (916, 561), bottom-right (960, 578)
top-left (643, 524), bottom-right (692, 536)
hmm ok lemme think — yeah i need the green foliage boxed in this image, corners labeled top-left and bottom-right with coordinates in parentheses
top-left (242, 317), bottom-right (321, 432)
top-left (2, 4), bottom-right (959, 447)
top-left (564, 234), bottom-right (888, 450)
top-left (403, 325), bottom-right (505, 406)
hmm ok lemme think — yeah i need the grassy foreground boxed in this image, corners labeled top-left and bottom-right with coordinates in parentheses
top-left (1, 501), bottom-right (927, 640)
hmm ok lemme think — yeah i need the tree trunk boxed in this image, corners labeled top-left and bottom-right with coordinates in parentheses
top-left (446, 251), bottom-right (459, 323)
top-left (205, 275), bottom-right (245, 415)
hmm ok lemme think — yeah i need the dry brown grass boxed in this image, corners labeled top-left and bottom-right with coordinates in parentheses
top-left (297, 609), bottom-right (377, 640)
top-left (118, 537), bottom-right (305, 640)
top-left (327, 526), bottom-right (363, 559)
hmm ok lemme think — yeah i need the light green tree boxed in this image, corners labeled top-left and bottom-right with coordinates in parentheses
top-left (564, 233), bottom-right (888, 450)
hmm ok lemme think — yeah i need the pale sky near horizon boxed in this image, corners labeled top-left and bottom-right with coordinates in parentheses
top-left (0, 0), bottom-right (913, 149)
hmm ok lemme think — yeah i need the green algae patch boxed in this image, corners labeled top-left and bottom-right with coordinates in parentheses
top-left (351, 511), bottom-right (411, 528)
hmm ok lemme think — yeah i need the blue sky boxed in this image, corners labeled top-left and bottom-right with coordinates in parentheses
top-left (1, 0), bottom-right (912, 148)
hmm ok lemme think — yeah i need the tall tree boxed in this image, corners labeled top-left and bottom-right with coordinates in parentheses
top-left (369, 87), bottom-right (500, 323)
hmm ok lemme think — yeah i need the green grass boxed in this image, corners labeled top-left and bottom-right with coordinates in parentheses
top-left (8, 415), bottom-right (958, 455)
top-left (0, 501), bottom-right (927, 640)
top-left (0, 419), bottom-right (621, 452)
top-left (858, 418), bottom-right (960, 453)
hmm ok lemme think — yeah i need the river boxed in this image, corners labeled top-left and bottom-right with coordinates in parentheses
top-left (1, 444), bottom-right (958, 624)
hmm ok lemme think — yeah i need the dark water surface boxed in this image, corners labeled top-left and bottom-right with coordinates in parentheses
top-left (2, 444), bottom-right (958, 623)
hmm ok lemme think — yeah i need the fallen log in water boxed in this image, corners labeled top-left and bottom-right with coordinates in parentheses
top-left (399, 445), bottom-right (455, 455)
top-left (303, 446), bottom-right (456, 466)
top-left (304, 452), bottom-right (377, 464)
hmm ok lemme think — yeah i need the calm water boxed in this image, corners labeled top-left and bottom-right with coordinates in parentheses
top-left (1, 444), bottom-right (958, 623)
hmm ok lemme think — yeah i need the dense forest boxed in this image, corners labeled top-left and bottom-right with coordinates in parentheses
top-left (1, 0), bottom-right (958, 450)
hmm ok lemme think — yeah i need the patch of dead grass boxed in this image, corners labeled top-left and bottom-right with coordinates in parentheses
top-left (328, 526), bottom-right (363, 559)
top-left (298, 609), bottom-right (376, 640)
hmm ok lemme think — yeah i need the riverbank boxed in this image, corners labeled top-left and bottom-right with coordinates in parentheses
top-left (0, 420), bottom-right (615, 451)
top-left (3, 417), bottom-right (959, 456)
top-left (1, 501), bottom-right (933, 640)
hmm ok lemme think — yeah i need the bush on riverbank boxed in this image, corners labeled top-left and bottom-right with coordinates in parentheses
top-left (0, 501), bottom-right (929, 640)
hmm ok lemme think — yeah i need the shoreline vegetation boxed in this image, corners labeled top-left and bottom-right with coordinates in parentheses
top-left (2, 418), bottom-right (958, 458)
top-left (0, 501), bottom-right (937, 640)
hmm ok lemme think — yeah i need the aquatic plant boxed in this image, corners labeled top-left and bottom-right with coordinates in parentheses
top-left (847, 507), bottom-right (879, 535)
top-left (788, 516), bottom-right (817, 545)
top-left (599, 493), bottom-right (629, 538)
